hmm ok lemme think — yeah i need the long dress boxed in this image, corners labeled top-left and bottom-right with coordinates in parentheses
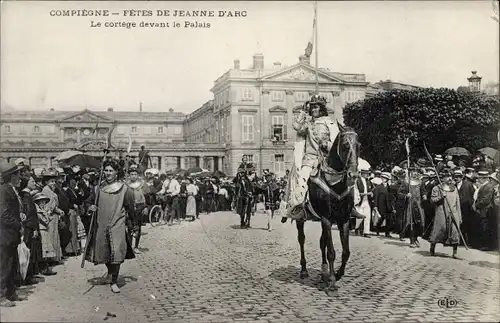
top-left (41, 186), bottom-right (62, 262)
top-left (185, 184), bottom-right (197, 217)
top-left (428, 184), bottom-right (462, 245)
top-left (85, 181), bottom-right (135, 265)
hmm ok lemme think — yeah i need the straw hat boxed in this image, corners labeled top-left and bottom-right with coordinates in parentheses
top-left (33, 192), bottom-right (50, 203)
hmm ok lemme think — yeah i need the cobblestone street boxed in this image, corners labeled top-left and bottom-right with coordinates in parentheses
top-left (2, 211), bottom-right (499, 323)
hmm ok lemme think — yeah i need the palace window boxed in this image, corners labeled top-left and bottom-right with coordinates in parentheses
top-left (4, 125), bottom-right (11, 133)
top-left (157, 126), bottom-right (164, 134)
top-left (19, 125), bottom-right (25, 134)
top-left (243, 154), bottom-right (254, 164)
top-left (274, 154), bottom-right (285, 173)
top-left (295, 92), bottom-right (308, 102)
top-left (271, 115), bottom-right (287, 141)
top-left (241, 115), bottom-right (254, 142)
top-left (242, 88), bottom-right (253, 101)
top-left (33, 126), bottom-right (40, 133)
top-left (117, 126), bottom-right (125, 134)
top-left (272, 91), bottom-right (285, 102)
top-left (131, 126), bottom-right (137, 133)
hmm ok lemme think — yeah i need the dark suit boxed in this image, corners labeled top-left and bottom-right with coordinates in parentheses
top-left (20, 189), bottom-right (41, 282)
top-left (0, 184), bottom-right (22, 299)
top-left (475, 182), bottom-right (496, 249)
top-left (458, 178), bottom-right (476, 245)
top-left (374, 184), bottom-right (393, 235)
top-left (77, 179), bottom-right (94, 235)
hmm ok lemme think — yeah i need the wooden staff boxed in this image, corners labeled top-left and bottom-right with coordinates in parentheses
top-left (424, 143), bottom-right (469, 250)
top-left (81, 149), bottom-right (109, 268)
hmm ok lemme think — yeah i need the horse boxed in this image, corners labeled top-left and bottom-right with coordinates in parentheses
top-left (296, 122), bottom-right (360, 297)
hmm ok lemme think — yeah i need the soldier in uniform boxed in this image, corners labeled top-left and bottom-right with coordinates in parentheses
top-left (234, 163), bottom-right (256, 229)
top-left (256, 172), bottom-right (281, 231)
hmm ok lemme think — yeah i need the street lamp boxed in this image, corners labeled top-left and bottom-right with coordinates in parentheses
top-left (467, 71), bottom-right (482, 93)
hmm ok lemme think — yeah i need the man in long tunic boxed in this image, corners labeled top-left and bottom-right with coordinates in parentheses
top-left (428, 170), bottom-right (462, 258)
top-left (397, 167), bottom-right (425, 247)
top-left (85, 159), bottom-right (135, 294)
top-left (234, 164), bottom-right (255, 229)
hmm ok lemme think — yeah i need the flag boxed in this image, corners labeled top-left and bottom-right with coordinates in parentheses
top-left (423, 143), bottom-right (435, 166)
top-left (405, 137), bottom-right (411, 155)
top-left (127, 135), bottom-right (132, 154)
top-left (492, 0), bottom-right (499, 22)
top-left (304, 2), bottom-right (316, 58)
top-left (105, 124), bottom-right (116, 150)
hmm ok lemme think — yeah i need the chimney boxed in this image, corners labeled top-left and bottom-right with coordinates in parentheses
top-left (139, 102), bottom-right (143, 112)
top-left (107, 107), bottom-right (113, 112)
top-left (253, 53), bottom-right (264, 70)
top-left (169, 108), bottom-right (174, 112)
top-left (49, 108), bottom-right (54, 111)
top-left (273, 61), bottom-right (282, 68)
top-left (234, 59), bottom-right (240, 69)
top-left (299, 55), bottom-right (310, 65)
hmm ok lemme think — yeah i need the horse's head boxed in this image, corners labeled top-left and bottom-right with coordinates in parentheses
top-left (327, 122), bottom-right (360, 184)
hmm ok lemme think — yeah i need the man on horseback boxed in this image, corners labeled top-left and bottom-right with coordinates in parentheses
top-left (283, 94), bottom-right (340, 221)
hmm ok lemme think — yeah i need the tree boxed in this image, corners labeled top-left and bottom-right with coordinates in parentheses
top-left (343, 88), bottom-right (500, 166)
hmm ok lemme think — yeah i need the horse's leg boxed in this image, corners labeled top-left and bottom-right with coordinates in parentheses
top-left (335, 220), bottom-right (351, 281)
top-left (296, 219), bottom-right (309, 278)
top-left (320, 227), bottom-right (329, 282)
top-left (322, 218), bottom-right (338, 296)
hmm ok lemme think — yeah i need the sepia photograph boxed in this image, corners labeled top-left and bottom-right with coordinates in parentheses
top-left (0, 0), bottom-right (499, 322)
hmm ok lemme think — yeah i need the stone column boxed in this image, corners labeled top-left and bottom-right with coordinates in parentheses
top-left (162, 156), bottom-right (168, 173)
top-left (285, 90), bottom-right (294, 141)
top-left (199, 157), bottom-right (204, 169)
top-left (213, 157), bottom-right (219, 171)
top-left (47, 156), bottom-right (52, 167)
top-left (180, 156), bottom-right (186, 169)
top-left (217, 157), bottom-right (223, 172)
top-left (60, 128), bottom-right (65, 142)
top-left (76, 128), bottom-right (81, 143)
top-left (176, 157), bottom-right (181, 169)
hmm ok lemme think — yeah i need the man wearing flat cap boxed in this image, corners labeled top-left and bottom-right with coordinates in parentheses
top-left (0, 161), bottom-right (25, 307)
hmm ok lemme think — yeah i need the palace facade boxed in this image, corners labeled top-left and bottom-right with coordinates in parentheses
top-left (204, 53), bottom-right (368, 176)
top-left (1, 53), bottom-right (370, 176)
top-left (0, 108), bottom-right (225, 172)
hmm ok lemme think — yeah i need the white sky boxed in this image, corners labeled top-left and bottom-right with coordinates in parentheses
top-left (1, 1), bottom-right (498, 114)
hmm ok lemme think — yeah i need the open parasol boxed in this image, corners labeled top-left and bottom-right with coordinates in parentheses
top-left (54, 150), bottom-right (83, 161)
top-left (186, 167), bottom-right (203, 175)
top-left (60, 154), bottom-right (101, 169)
top-left (444, 147), bottom-right (470, 156)
top-left (477, 147), bottom-right (500, 163)
top-left (212, 170), bottom-right (226, 178)
top-left (357, 158), bottom-right (371, 171)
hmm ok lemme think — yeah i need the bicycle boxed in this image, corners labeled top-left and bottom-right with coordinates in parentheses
top-left (148, 204), bottom-right (165, 227)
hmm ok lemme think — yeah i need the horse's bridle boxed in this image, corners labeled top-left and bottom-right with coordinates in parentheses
top-left (310, 130), bottom-right (359, 201)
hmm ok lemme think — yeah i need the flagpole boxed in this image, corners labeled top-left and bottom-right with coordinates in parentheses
top-left (314, 0), bottom-right (319, 94)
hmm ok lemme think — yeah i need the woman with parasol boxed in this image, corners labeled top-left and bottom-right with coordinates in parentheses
top-left (85, 159), bottom-right (136, 293)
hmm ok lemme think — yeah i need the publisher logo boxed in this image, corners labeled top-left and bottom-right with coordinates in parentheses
top-left (438, 297), bottom-right (458, 308)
